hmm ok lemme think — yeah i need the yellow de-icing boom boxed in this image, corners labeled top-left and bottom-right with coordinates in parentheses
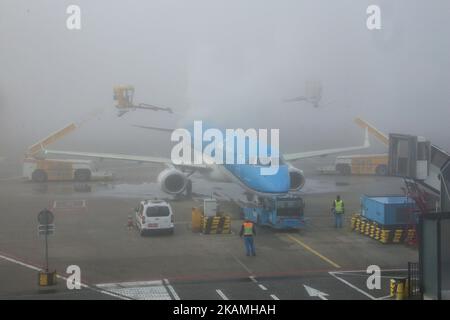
top-left (354, 117), bottom-right (389, 145)
top-left (113, 85), bottom-right (135, 109)
top-left (27, 123), bottom-right (77, 157)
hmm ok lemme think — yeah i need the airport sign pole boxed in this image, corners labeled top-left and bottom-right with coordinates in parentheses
top-left (37, 209), bottom-right (55, 272)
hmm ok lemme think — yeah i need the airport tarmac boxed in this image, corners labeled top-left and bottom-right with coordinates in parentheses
top-left (0, 166), bottom-right (418, 300)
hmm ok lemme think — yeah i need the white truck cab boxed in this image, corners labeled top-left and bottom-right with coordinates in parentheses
top-left (135, 199), bottom-right (174, 235)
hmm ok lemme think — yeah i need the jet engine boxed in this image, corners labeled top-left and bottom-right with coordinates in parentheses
top-left (158, 168), bottom-right (188, 195)
top-left (289, 167), bottom-right (306, 191)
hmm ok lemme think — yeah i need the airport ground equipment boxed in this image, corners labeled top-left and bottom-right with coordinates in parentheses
top-left (203, 198), bottom-right (218, 217)
top-left (389, 133), bottom-right (449, 206)
top-left (354, 117), bottom-right (389, 146)
top-left (202, 215), bottom-right (231, 234)
top-left (191, 200), bottom-right (232, 234)
top-left (191, 207), bottom-right (203, 233)
top-left (351, 214), bottom-right (417, 244)
top-left (354, 122), bottom-right (450, 200)
top-left (388, 134), bottom-right (431, 181)
top-left (23, 122), bottom-right (112, 183)
top-left (388, 133), bottom-right (450, 252)
top-left (351, 195), bottom-right (419, 244)
top-left (318, 153), bottom-right (388, 175)
top-left (23, 157), bottom-right (112, 182)
top-left (317, 117), bottom-right (389, 176)
top-left (113, 85), bottom-right (173, 117)
top-left (361, 195), bottom-right (418, 225)
top-left (241, 195), bottom-right (305, 230)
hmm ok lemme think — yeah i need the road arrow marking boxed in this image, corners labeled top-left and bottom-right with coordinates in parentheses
top-left (303, 285), bottom-right (329, 300)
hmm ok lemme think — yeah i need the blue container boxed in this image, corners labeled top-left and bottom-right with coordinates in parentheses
top-left (361, 195), bottom-right (417, 226)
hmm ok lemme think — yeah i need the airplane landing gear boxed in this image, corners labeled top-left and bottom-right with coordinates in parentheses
top-left (185, 179), bottom-right (192, 198)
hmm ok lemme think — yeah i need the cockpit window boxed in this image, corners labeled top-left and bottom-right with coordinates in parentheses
top-left (257, 156), bottom-right (284, 166)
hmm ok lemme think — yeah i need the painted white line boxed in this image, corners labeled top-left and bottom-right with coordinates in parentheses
top-left (332, 273), bottom-right (405, 279)
top-left (230, 252), bottom-right (253, 274)
top-left (270, 294), bottom-right (280, 300)
top-left (258, 284), bottom-right (268, 291)
top-left (334, 268), bottom-right (407, 273)
top-left (249, 275), bottom-right (257, 283)
top-left (97, 280), bottom-right (163, 288)
top-left (0, 252), bottom-right (129, 300)
top-left (58, 276), bottom-right (130, 300)
top-left (0, 176), bottom-right (22, 181)
top-left (0, 253), bottom-right (41, 272)
top-left (377, 294), bottom-right (393, 300)
top-left (329, 271), bottom-right (376, 300)
top-left (95, 281), bottom-right (170, 300)
top-left (164, 278), bottom-right (180, 300)
top-left (90, 288), bottom-right (132, 300)
top-left (216, 289), bottom-right (229, 300)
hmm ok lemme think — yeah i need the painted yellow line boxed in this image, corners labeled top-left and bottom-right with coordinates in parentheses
top-left (286, 235), bottom-right (341, 269)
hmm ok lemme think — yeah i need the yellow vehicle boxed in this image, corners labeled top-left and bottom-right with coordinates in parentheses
top-left (23, 158), bottom-right (111, 182)
top-left (23, 122), bottom-right (112, 182)
top-left (113, 85), bottom-right (173, 117)
top-left (334, 153), bottom-right (389, 175)
top-left (322, 118), bottom-right (389, 176)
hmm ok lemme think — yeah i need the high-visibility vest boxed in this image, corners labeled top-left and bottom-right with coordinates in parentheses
top-left (334, 200), bottom-right (344, 213)
top-left (243, 222), bottom-right (254, 236)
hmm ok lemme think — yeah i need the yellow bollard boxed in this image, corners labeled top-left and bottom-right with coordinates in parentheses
top-left (405, 279), bottom-right (409, 298)
top-left (390, 279), bottom-right (397, 297)
top-left (396, 279), bottom-right (406, 300)
top-left (38, 270), bottom-right (57, 286)
top-left (350, 216), bottom-right (356, 230)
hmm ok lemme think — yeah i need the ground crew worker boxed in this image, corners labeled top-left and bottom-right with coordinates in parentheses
top-left (239, 219), bottom-right (256, 256)
top-left (332, 195), bottom-right (345, 228)
top-left (127, 214), bottom-right (133, 230)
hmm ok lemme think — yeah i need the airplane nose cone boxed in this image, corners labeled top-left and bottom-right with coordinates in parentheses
top-left (258, 166), bottom-right (290, 193)
top-left (241, 164), bottom-right (290, 194)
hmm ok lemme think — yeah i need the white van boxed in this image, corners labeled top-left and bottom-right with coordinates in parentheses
top-left (134, 200), bottom-right (174, 235)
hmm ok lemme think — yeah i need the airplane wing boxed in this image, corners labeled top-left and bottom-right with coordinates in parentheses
top-left (117, 110), bottom-right (129, 117)
top-left (132, 125), bottom-right (176, 133)
top-left (137, 103), bottom-right (173, 114)
top-left (43, 117), bottom-right (371, 167)
top-left (42, 149), bottom-right (208, 169)
top-left (283, 127), bottom-right (369, 161)
top-left (283, 96), bottom-right (307, 103)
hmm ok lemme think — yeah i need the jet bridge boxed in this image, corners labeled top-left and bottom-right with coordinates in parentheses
top-left (388, 133), bottom-right (450, 211)
top-left (440, 160), bottom-right (450, 211)
top-left (388, 134), bottom-right (450, 300)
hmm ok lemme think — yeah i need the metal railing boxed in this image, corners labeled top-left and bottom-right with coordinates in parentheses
top-left (408, 262), bottom-right (421, 299)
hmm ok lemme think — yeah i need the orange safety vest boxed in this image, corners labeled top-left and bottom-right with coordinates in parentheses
top-left (243, 222), bottom-right (254, 236)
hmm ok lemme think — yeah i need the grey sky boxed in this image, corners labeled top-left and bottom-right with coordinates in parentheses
top-left (1, 0), bottom-right (449, 161)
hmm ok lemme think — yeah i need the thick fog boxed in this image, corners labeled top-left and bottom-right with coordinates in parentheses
top-left (1, 0), bottom-right (449, 164)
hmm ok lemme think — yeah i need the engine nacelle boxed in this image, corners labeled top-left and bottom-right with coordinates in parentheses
top-left (157, 168), bottom-right (188, 195)
top-left (289, 168), bottom-right (305, 191)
